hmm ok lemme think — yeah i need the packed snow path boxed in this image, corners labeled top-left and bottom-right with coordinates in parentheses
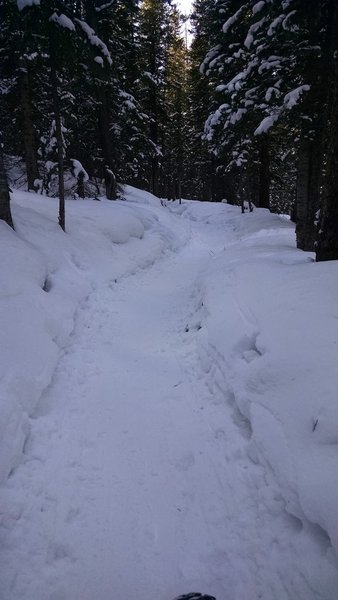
top-left (1, 201), bottom-right (337, 600)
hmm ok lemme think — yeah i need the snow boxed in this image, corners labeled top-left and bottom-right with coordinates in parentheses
top-left (95, 0), bottom-right (116, 12)
top-left (94, 56), bottom-right (104, 66)
top-left (244, 17), bottom-right (267, 49)
top-left (254, 112), bottom-right (279, 135)
top-left (230, 107), bottom-right (247, 125)
top-left (71, 159), bottom-right (89, 182)
top-left (0, 187), bottom-right (338, 600)
top-left (282, 10), bottom-right (297, 30)
top-left (255, 85), bottom-right (311, 134)
top-left (284, 84), bottom-right (310, 109)
top-left (222, 6), bottom-right (245, 35)
top-left (252, 1), bottom-right (265, 15)
top-left (75, 19), bottom-right (112, 65)
top-left (268, 14), bottom-right (285, 36)
top-left (17, 0), bottom-right (40, 11)
top-left (49, 13), bottom-right (76, 32)
top-left (265, 86), bottom-right (281, 102)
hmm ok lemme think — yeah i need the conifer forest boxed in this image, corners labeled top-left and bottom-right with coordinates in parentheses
top-left (0, 0), bottom-right (337, 261)
top-left (1, 4), bottom-right (338, 598)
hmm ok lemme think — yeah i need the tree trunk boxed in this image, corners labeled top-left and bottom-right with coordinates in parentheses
top-left (149, 79), bottom-right (160, 197)
top-left (77, 171), bottom-right (85, 198)
top-left (295, 139), bottom-right (321, 251)
top-left (316, 0), bottom-right (338, 261)
top-left (295, 141), bottom-right (309, 225)
top-left (178, 170), bottom-right (182, 205)
top-left (20, 67), bottom-right (40, 191)
top-left (0, 149), bottom-right (14, 229)
top-left (151, 157), bottom-right (159, 197)
top-left (258, 135), bottom-right (270, 209)
top-left (49, 33), bottom-right (65, 231)
top-left (85, 2), bottom-right (117, 200)
top-left (105, 168), bottom-right (117, 201)
top-left (98, 89), bottom-right (117, 200)
top-left (223, 174), bottom-right (236, 205)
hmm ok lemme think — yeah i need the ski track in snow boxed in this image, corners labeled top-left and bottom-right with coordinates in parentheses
top-left (0, 210), bottom-right (336, 600)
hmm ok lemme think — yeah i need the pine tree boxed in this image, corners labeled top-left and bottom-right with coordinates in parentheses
top-left (185, 0), bottom-right (218, 201)
top-left (200, 0), bottom-right (337, 242)
top-left (0, 0), bottom-right (40, 190)
top-left (162, 5), bottom-right (188, 201)
top-left (316, 0), bottom-right (338, 261)
top-left (138, 0), bottom-right (172, 196)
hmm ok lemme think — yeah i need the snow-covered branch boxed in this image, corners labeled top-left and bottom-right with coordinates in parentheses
top-left (49, 13), bottom-right (75, 32)
top-left (75, 19), bottom-right (112, 65)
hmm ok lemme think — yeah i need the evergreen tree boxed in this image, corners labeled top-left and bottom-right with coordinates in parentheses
top-left (200, 0), bottom-right (338, 257)
top-left (162, 4), bottom-right (188, 201)
top-left (138, 0), bottom-right (172, 195)
top-left (0, 0), bottom-right (40, 190)
top-left (316, 0), bottom-right (338, 261)
top-left (185, 0), bottom-right (218, 201)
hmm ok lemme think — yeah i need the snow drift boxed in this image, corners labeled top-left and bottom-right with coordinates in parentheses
top-left (0, 188), bottom-right (186, 483)
top-left (173, 200), bottom-right (338, 555)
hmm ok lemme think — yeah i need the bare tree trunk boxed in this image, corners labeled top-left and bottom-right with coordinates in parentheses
top-left (49, 30), bottom-right (65, 231)
top-left (0, 149), bottom-right (14, 229)
top-left (149, 82), bottom-right (160, 197)
top-left (178, 170), bottom-right (182, 205)
top-left (151, 157), bottom-right (159, 197)
top-left (295, 139), bottom-right (320, 251)
top-left (98, 89), bottom-right (117, 200)
top-left (295, 140), bottom-right (310, 247)
top-left (316, 0), bottom-right (338, 261)
top-left (20, 66), bottom-right (40, 191)
top-left (77, 171), bottom-right (85, 198)
top-left (85, 2), bottom-right (117, 200)
top-left (258, 135), bottom-right (270, 209)
top-left (105, 168), bottom-right (116, 200)
top-left (223, 175), bottom-right (236, 205)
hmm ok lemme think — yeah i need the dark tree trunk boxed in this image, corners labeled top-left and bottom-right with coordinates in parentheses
top-left (258, 136), bottom-right (270, 209)
top-left (98, 89), bottom-right (117, 200)
top-left (295, 142), bottom-right (308, 240)
top-left (223, 174), bottom-right (237, 205)
top-left (151, 157), bottom-right (159, 197)
top-left (0, 149), bottom-right (14, 229)
top-left (148, 74), bottom-right (160, 197)
top-left (77, 171), bottom-right (85, 198)
top-left (178, 170), bottom-right (182, 205)
top-left (105, 168), bottom-right (117, 201)
top-left (20, 67), bottom-right (40, 191)
top-left (316, 0), bottom-right (338, 261)
top-left (49, 33), bottom-right (65, 231)
top-left (293, 0), bottom-right (327, 251)
top-left (295, 139), bottom-right (321, 251)
top-left (85, 0), bottom-right (117, 200)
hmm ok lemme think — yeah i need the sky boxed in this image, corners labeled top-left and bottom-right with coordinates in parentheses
top-left (177, 0), bottom-right (193, 45)
top-left (177, 0), bottom-right (193, 16)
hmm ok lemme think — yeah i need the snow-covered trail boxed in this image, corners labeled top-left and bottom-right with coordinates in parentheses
top-left (0, 209), bottom-right (334, 600)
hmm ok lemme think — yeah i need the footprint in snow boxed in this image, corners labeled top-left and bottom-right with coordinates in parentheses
top-left (242, 348), bottom-right (262, 363)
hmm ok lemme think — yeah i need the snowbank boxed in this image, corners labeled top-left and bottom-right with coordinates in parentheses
top-left (0, 187), bottom-right (185, 484)
top-left (1, 187), bottom-right (337, 585)
top-left (175, 201), bottom-right (338, 556)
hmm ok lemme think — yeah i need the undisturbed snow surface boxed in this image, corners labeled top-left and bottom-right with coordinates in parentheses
top-left (0, 186), bottom-right (337, 600)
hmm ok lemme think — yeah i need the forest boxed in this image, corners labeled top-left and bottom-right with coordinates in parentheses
top-left (1, 2), bottom-right (338, 598)
top-left (0, 0), bottom-right (337, 261)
